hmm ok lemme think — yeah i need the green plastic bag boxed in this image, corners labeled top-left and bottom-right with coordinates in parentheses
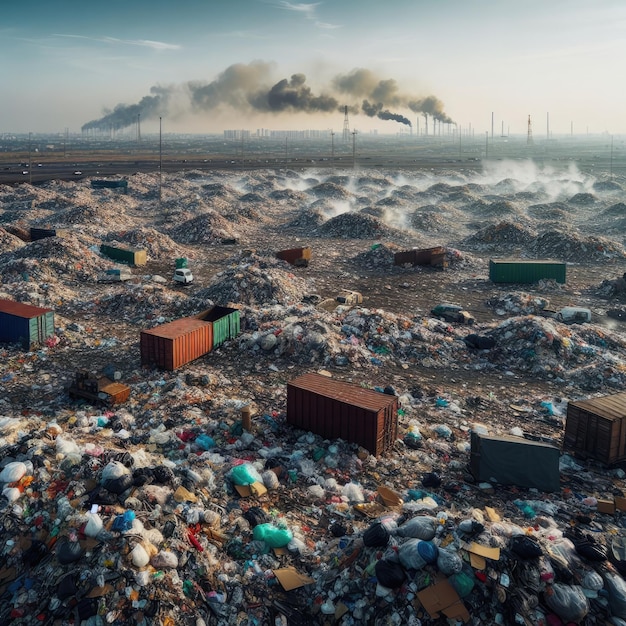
top-left (253, 523), bottom-right (293, 548)
top-left (450, 571), bottom-right (475, 598)
top-left (230, 463), bottom-right (260, 486)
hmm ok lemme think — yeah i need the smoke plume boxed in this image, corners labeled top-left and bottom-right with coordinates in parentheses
top-left (81, 62), bottom-right (451, 132)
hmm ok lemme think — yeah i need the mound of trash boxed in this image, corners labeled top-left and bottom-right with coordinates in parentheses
top-left (284, 206), bottom-right (327, 229)
top-left (307, 181), bottom-right (353, 200)
top-left (352, 243), bottom-right (399, 269)
top-left (168, 211), bottom-right (238, 244)
top-left (526, 202), bottom-right (570, 220)
top-left (194, 253), bottom-right (309, 306)
top-left (568, 192), bottom-right (596, 205)
top-left (103, 227), bottom-right (185, 259)
top-left (461, 221), bottom-right (536, 249)
top-left (0, 235), bottom-right (111, 286)
top-left (601, 202), bottom-right (626, 216)
top-left (316, 212), bottom-right (399, 239)
top-left (0, 227), bottom-right (26, 253)
top-left (528, 230), bottom-right (626, 261)
top-left (486, 292), bottom-right (551, 316)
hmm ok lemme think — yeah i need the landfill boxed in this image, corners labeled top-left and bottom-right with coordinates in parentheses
top-left (3, 162), bottom-right (626, 625)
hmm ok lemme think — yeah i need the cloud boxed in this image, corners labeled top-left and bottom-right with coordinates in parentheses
top-left (52, 34), bottom-right (181, 50)
top-left (315, 21), bottom-right (341, 30)
top-left (273, 2), bottom-right (321, 19)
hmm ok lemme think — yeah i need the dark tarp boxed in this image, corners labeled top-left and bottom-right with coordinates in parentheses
top-left (470, 432), bottom-right (561, 492)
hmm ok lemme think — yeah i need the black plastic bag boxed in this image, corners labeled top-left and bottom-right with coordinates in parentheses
top-left (510, 535), bottom-right (543, 559)
top-left (375, 559), bottom-right (406, 588)
top-left (363, 522), bottom-right (390, 548)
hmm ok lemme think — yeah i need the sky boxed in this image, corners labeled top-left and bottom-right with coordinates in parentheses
top-left (2, 0), bottom-right (626, 136)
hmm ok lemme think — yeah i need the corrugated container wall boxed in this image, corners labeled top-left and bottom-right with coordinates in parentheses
top-left (489, 259), bottom-right (566, 284)
top-left (197, 306), bottom-right (240, 348)
top-left (287, 373), bottom-right (398, 456)
top-left (394, 246), bottom-right (447, 268)
top-left (140, 318), bottom-right (213, 370)
top-left (276, 247), bottom-right (312, 266)
top-left (100, 243), bottom-right (147, 266)
top-left (30, 228), bottom-right (67, 241)
top-left (564, 393), bottom-right (626, 464)
top-left (0, 299), bottom-right (55, 348)
top-left (470, 432), bottom-right (561, 492)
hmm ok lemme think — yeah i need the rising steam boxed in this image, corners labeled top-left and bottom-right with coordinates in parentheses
top-left (81, 62), bottom-right (452, 132)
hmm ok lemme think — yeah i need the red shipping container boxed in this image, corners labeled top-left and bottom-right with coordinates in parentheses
top-left (140, 318), bottom-right (213, 370)
top-left (287, 372), bottom-right (398, 456)
top-left (276, 247), bottom-right (311, 267)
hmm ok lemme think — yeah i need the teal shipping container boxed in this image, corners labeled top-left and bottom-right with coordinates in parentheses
top-left (175, 258), bottom-right (188, 269)
top-left (0, 299), bottom-right (55, 348)
top-left (197, 306), bottom-right (240, 348)
top-left (100, 243), bottom-right (147, 266)
top-left (489, 259), bottom-right (566, 284)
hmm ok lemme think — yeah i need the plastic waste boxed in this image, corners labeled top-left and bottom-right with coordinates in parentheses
top-left (0, 461), bottom-right (27, 483)
top-left (252, 523), bottom-right (293, 548)
top-left (112, 510), bottom-right (136, 532)
top-left (450, 571), bottom-right (475, 598)
top-left (437, 548), bottom-right (464, 575)
top-left (398, 538), bottom-right (438, 570)
top-left (543, 584), bottom-right (589, 623)
top-left (396, 516), bottom-right (437, 541)
top-left (230, 463), bottom-right (262, 486)
top-left (363, 522), bottom-right (390, 548)
top-left (514, 499), bottom-right (537, 519)
top-left (375, 559), bottom-right (406, 588)
top-left (604, 571), bottom-right (626, 618)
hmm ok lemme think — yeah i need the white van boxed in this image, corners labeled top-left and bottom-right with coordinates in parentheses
top-left (173, 268), bottom-right (194, 285)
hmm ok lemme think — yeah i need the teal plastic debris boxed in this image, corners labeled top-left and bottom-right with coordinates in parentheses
top-left (252, 523), bottom-right (293, 548)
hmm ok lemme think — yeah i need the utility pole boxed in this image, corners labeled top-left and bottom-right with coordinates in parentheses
top-left (342, 106), bottom-right (350, 142)
top-left (159, 117), bottom-right (162, 208)
top-left (330, 130), bottom-right (335, 170)
top-left (352, 130), bottom-right (357, 168)
top-left (485, 131), bottom-right (488, 159)
top-left (527, 115), bottom-right (533, 146)
top-left (28, 132), bottom-right (32, 184)
top-left (611, 134), bottom-right (614, 180)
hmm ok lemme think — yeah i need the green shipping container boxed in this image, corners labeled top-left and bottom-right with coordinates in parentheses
top-left (175, 258), bottom-right (188, 269)
top-left (198, 305), bottom-right (240, 348)
top-left (100, 243), bottom-right (147, 266)
top-left (489, 259), bottom-right (566, 284)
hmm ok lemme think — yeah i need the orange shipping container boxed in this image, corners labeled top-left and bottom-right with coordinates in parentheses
top-left (140, 318), bottom-right (213, 370)
top-left (276, 247), bottom-right (311, 267)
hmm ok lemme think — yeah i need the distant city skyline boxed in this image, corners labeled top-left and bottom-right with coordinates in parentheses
top-left (2, 0), bottom-right (626, 136)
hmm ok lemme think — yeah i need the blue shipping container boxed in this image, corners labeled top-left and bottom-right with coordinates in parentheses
top-left (0, 299), bottom-right (55, 348)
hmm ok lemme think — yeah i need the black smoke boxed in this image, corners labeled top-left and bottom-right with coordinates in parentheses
top-left (361, 100), bottom-right (411, 126)
top-left (82, 63), bottom-right (450, 132)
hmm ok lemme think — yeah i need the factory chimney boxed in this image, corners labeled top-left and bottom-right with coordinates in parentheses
top-left (342, 106), bottom-right (350, 142)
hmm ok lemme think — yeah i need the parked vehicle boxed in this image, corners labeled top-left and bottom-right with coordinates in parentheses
top-left (555, 306), bottom-right (591, 324)
top-left (68, 371), bottom-right (130, 407)
top-left (336, 290), bottom-right (363, 305)
top-left (174, 268), bottom-right (194, 284)
top-left (97, 268), bottom-right (133, 283)
top-left (431, 303), bottom-right (475, 325)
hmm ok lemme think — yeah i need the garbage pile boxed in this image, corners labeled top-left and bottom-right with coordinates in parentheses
top-left (316, 212), bottom-right (403, 240)
top-left (193, 253), bottom-right (309, 307)
top-left (167, 212), bottom-right (239, 245)
top-left (486, 292), bottom-right (551, 316)
top-left (528, 230), bottom-right (626, 261)
top-left (103, 228), bottom-right (185, 260)
top-left (461, 221), bottom-right (536, 250)
top-left (0, 227), bottom-right (25, 252)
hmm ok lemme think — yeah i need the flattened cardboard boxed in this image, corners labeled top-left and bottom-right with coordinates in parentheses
top-left (469, 553), bottom-right (486, 570)
top-left (377, 485), bottom-right (403, 507)
top-left (468, 542), bottom-right (501, 561)
top-left (417, 578), bottom-right (470, 623)
top-left (485, 506), bottom-right (501, 522)
top-left (234, 481), bottom-right (267, 497)
top-left (273, 567), bottom-right (315, 591)
top-left (615, 496), bottom-right (626, 512)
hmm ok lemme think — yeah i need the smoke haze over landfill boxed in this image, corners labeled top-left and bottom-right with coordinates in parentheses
top-left (3, 0), bottom-right (626, 134)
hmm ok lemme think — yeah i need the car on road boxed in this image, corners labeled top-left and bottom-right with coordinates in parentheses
top-left (73, 171), bottom-right (82, 175)
top-left (555, 306), bottom-right (591, 324)
top-left (431, 303), bottom-right (475, 325)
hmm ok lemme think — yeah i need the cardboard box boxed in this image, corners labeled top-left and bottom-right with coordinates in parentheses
top-left (615, 496), bottom-right (626, 512)
top-left (234, 481), bottom-right (267, 497)
top-left (597, 499), bottom-right (616, 514)
top-left (417, 578), bottom-right (470, 623)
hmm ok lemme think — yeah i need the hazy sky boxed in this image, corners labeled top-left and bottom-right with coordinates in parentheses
top-left (2, 0), bottom-right (625, 136)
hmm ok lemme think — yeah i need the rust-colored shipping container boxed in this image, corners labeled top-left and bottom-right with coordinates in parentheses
top-left (140, 317), bottom-right (214, 370)
top-left (394, 246), bottom-right (447, 269)
top-left (564, 392), bottom-right (626, 464)
top-left (276, 246), bottom-right (311, 267)
top-left (287, 372), bottom-right (398, 456)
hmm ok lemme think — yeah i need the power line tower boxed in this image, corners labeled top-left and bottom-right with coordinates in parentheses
top-left (527, 114), bottom-right (533, 146)
top-left (342, 105), bottom-right (350, 142)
